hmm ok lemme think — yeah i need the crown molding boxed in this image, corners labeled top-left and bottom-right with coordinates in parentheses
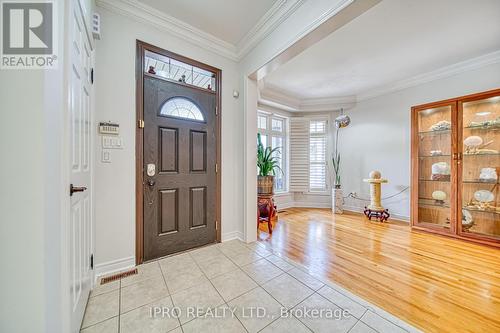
top-left (260, 50), bottom-right (500, 110)
top-left (96, 0), bottom-right (239, 60)
top-left (259, 85), bottom-right (356, 112)
top-left (259, 86), bottom-right (301, 112)
top-left (300, 95), bottom-right (356, 111)
top-left (236, 0), bottom-right (305, 59)
top-left (96, 0), bottom-right (307, 62)
top-left (357, 49), bottom-right (500, 101)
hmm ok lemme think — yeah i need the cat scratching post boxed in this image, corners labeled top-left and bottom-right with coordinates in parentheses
top-left (363, 170), bottom-right (390, 222)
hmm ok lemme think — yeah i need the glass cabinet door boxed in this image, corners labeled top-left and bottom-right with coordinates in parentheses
top-left (459, 93), bottom-right (500, 241)
top-left (414, 103), bottom-right (456, 233)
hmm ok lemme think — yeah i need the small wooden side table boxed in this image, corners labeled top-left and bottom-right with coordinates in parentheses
top-left (257, 194), bottom-right (276, 234)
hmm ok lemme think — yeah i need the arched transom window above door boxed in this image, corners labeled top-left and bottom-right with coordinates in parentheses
top-left (160, 97), bottom-right (205, 122)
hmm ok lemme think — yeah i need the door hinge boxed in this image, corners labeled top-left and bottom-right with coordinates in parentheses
top-left (215, 106), bottom-right (218, 116)
top-left (215, 163), bottom-right (218, 173)
top-left (90, 68), bottom-right (94, 84)
top-left (90, 254), bottom-right (94, 270)
top-left (138, 119), bottom-right (144, 128)
top-left (215, 220), bottom-right (218, 230)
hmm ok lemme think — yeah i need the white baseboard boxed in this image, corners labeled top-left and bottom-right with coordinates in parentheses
top-left (343, 205), bottom-right (410, 222)
top-left (95, 256), bottom-right (135, 280)
top-left (95, 232), bottom-right (244, 281)
top-left (285, 201), bottom-right (332, 209)
top-left (222, 231), bottom-right (244, 242)
top-left (276, 202), bottom-right (295, 210)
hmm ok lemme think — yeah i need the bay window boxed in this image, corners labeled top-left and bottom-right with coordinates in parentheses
top-left (257, 112), bottom-right (288, 192)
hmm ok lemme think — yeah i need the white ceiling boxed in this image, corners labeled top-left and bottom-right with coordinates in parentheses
top-left (137, 0), bottom-right (278, 45)
top-left (262, 0), bottom-right (500, 101)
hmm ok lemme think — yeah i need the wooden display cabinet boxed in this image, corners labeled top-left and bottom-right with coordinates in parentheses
top-left (411, 88), bottom-right (500, 247)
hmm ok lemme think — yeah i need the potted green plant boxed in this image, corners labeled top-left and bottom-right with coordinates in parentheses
top-left (257, 133), bottom-right (282, 195)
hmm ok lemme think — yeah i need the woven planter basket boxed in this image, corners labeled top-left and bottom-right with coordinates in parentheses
top-left (257, 175), bottom-right (274, 195)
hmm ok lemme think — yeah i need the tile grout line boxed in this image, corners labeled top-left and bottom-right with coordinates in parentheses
top-left (209, 243), bottom-right (293, 331)
top-left (187, 248), bottom-right (250, 333)
top-left (236, 242), bottom-right (327, 332)
top-left (345, 319), bottom-right (362, 333)
top-left (80, 278), bottom-right (122, 331)
top-left (225, 245), bottom-right (315, 332)
top-left (198, 250), bottom-right (241, 279)
top-left (117, 278), bottom-right (121, 333)
top-left (216, 246), bottom-right (280, 333)
top-left (118, 271), bottom-right (170, 315)
top-left (80, 315), bottom-right (120, 332)
top-left (359, 310), bottom-right (410, 333)
top-left (159, 258), bottom-right (197, 329)
top-left (157, 260), bottom-right (183, 331)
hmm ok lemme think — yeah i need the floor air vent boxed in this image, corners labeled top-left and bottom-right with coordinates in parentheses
top-left (100, 268), bottom-right (138, 284)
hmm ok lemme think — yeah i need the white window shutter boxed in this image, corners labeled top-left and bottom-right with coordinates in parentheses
top-left (309, 135), bottom-right (327, 190)
top-left (289, 117), bottom-right (309, 191)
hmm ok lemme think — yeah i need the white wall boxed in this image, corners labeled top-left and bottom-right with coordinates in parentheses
top-left (341, 62), bottom-right (500, 220)
top-left (0, 1), bottom-right (70, 331)
top-left (0, 63), bottom-right (47, 333)
top-left (94, 7), bottom-right (243, 272)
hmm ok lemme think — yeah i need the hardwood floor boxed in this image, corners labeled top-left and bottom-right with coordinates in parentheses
top-left (257, 208), bottom-right (500, 333)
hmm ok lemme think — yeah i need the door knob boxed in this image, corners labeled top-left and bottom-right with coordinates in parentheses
top-left (147, 179), bottom-right (155, 186)
top-left (70, 184), bottom-right (87, 196)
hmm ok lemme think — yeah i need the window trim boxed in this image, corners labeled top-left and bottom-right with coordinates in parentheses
top-left (309, 118), bottom-right (329, 193)
top-left (159, 96), bottom-right (205, 122)
top-left (257, 111), bottom-right (289, 193)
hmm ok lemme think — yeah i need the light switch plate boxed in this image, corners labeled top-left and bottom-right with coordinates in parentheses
top-left (102, 136), bottom-right (123, 149)
top-left (101, 150), bottom-right (111, 163)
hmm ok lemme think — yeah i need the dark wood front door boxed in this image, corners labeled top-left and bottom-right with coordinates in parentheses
top-left (143, 75), bottom-right (217, 260)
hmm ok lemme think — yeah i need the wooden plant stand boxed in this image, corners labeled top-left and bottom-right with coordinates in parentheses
top-left (364, 207), bottom-right (390, 222)
top-left (257, 194), bottom-right (276, 234)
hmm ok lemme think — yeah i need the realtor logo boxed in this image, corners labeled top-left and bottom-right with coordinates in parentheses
top-left (1, 1), bottom-right (57, 69)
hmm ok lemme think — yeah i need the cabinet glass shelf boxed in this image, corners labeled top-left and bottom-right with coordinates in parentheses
top-left (464, 124), bottom-right (500, 131)
top-left (418, 155), bottom-right (452, 158)
top-left (419, 198), bottom-right (450, 208)
top-left (418, 129), bottom-right (451, 136)
top-left (462, 179), bottom-right (498, 184)
top-left (418, 179), bottom-right (450, 182)
top-left (463, 207), bottom-right (500, 215)
top-left (463, 153), bottom-right (500, 157)
top-left (419, 153), bottom-right (500, 158)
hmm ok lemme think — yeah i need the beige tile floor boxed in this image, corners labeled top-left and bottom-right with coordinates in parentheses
top-left (81, 240), bottom-right (420, 333)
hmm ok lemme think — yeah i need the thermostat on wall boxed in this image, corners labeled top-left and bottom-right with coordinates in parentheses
top-left (99, 122), bottom-right (119, 135)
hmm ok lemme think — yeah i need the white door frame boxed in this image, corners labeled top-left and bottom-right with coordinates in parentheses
top-left (39, 0), bottom-right (95, 331)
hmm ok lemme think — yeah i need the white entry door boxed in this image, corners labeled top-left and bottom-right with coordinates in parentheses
top-left (68, 0), bottom-right (93, 331)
